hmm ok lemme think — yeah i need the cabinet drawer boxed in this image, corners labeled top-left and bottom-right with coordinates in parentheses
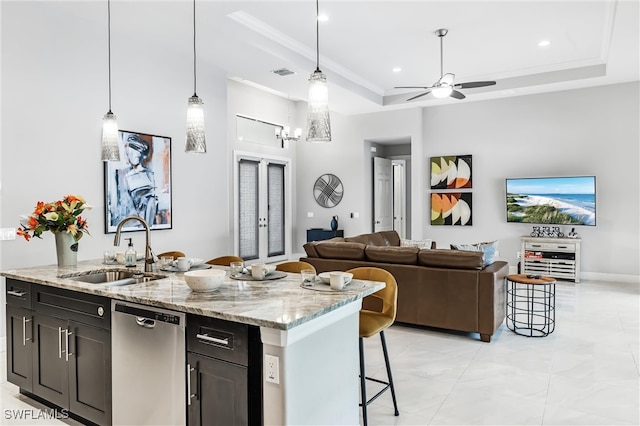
top-left (33, 285), bottom-right (110, 330)
top-left (6, 279), bottom-right (32, 309)
top-left (188, 314), bottom-right (248, 366)
top-left (524, 242), bottom-right (575, 252)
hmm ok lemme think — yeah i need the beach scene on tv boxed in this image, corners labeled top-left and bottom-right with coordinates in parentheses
top-left (506, 176), bottom-right (596, 225)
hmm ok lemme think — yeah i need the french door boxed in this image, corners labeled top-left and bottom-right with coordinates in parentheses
top-left (234, 152), bottom-right (290, 264)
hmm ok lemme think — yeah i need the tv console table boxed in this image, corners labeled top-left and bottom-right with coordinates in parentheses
top-left (521, 236), bottom-right (581, 282)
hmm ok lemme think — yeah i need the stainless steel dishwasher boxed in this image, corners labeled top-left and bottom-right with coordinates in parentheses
top-left (111, 300), bottom-right (186, 426)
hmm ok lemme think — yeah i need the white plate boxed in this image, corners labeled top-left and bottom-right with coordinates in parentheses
top-left (317, 272), bottom-right (353, 285)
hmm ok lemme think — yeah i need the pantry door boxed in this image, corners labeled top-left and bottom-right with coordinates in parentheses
top-left (235, 153), bottom-right (290, 264)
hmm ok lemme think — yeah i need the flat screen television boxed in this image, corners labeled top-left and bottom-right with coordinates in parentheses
top-left (506, 176), bottom-right (596, 225)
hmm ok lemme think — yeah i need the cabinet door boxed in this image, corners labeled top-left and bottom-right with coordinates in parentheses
top-left (68, 321), bottom-right (112, 426)
top-left (6, 305), bottom-right (33, 391)
top-left (188, 353), bottom-right (248, 426)
top-left (32, 313), bottom-right (68, 408)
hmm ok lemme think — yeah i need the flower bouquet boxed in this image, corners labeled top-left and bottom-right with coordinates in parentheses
top-left (17, 195), bottom-right (91, 267)
top-left (17, 195), bottom-right (91, 242)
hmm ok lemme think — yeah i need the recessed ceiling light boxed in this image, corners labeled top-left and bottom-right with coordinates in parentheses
top-left (392, 67), bottom-right (402, 73)
top-left (538, 40), bottom-right (551, 47)
top-left (318, 14), bottom-right (329, 22)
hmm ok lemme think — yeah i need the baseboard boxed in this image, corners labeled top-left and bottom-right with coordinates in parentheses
top-left (581, 272), bottom-right (640, 284)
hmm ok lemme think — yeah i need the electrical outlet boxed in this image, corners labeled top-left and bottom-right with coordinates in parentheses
top-left (0, 228), bottom-right (16, 240)
top-left (265, 354), bottom-right (280, 384)
top-left (517, 251), bottom-right (521, 259)
top-left (307, 212), bottom-right (314, 218)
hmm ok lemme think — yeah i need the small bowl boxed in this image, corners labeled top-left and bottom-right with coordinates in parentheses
top-left (183, 269), bottom-right (225, 292)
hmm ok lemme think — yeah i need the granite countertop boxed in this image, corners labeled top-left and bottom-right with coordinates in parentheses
top-left (1, 260), bottom-right (384, 330)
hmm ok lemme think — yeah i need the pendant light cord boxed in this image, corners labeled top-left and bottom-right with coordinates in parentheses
top-left (439, 34), bottom-right (444, 78)
top-left (107, 0), bottom-right (112, 113)
top-left (192, 0), bottom-right (197, 96)
top-left (315, 0), bottom-right (320, 72)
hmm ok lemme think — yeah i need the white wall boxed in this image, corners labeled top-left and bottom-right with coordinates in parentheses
top-left (420, 83), bottom-right (639, 279)
top-left (1, 1), bottom-right (230, 267)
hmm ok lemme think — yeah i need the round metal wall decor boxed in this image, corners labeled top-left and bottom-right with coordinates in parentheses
top-left (313, 174), bottom-right (344, 208)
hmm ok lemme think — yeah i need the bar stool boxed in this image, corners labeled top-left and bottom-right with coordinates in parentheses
top-left (347, 267), bottom-right (399, 425)
top-left (205, 255), bottom-right (243, 266)
top-left (275, 261), bottom-right (315, 273)
top-left (156, 251), bottom-right (186, 260)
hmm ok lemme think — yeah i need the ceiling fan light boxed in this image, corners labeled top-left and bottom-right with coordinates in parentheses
top-left (432, 86), bottom-right (453, 99)
top-left (101, 111), bottom-right (120, 162)
top-left (307, 69), bottom-right (331, 142)
top-left (186, 95), bottom-right (207, 153)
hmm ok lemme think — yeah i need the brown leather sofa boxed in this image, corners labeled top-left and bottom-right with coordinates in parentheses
top-left (301, 230), bottom-right (509, 342)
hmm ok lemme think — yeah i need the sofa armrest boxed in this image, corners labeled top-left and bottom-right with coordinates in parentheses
top-left (477, 261), bottom-right (509, 342)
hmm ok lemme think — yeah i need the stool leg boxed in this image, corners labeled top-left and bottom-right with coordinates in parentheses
top-left (380, 331), bottom-right (399, 416)
top-left (359, 337), bottom-right (368, 426)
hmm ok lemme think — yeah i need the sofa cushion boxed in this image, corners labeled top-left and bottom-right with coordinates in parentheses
top-left (303, 237), bottom-right (346, 258)
top-left (315, 242), bottom-right (366, 260)
top-left (418, 249), bottom-right (484, 270)
top-left (450, 240), bottom-right (498, 267)
top-left (401, 238), bottom-right (433, 249)
top-left (344, 230), bottom-right (400, 246)
top-left (364, 246), bottom-right (419, 265)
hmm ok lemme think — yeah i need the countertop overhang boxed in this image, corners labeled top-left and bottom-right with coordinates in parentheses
top-left (1, 260), bottom-right (384, 330)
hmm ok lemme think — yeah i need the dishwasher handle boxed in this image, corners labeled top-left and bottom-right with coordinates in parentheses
top-left (135, 317), bottom-right (156, 328)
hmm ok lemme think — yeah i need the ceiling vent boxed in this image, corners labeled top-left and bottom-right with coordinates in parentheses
top-left (272, 68), bottom-right (295, 77)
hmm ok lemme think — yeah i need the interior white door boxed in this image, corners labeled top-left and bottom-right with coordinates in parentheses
top-left (373, 157), bottom-right (393, 232)
top-left (392, 161), bottom-right (406, 238)
top-left (236, 154), bottom-right (289, 264)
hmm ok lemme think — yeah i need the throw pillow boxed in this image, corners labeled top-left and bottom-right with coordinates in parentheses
top-left (450, 240), bottom-right (499, 267)
top-left (401, 238), bottom-right (433, 249)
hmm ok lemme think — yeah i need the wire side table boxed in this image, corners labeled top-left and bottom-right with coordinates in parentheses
top-left (506, 274), bottom-right (556, 337)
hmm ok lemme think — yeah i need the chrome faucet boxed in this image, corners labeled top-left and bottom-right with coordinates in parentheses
top-left (113, 216), bottom-right (155, 272)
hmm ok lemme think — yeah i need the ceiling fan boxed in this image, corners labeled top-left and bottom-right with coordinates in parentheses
top-left (396, 28), bottom-right (496, 101)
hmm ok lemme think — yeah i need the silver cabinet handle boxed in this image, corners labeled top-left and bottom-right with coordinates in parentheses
top-left (7, 290), bottom-right (26, 297)
top-left (22, 317), bottom-right (31, 345)
top-left (58, 327), bottom-right (63, 359)
top-left (187, 363), bottom-right (196, 405)
top-left (196, 333), bottom-right (229, 346)
top-left (65, 330), bottom-right (73, 361)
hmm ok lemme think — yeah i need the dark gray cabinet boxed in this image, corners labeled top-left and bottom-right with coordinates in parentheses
top-left (187, 314), bottom-right (262, 426)
top-left (5, 280), bottom-right (111, 426)
top-left (306, 228), bottom-right (344, 242)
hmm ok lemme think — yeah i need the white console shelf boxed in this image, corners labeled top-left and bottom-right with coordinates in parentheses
top-left (521, 236), bottom-right (581, 282)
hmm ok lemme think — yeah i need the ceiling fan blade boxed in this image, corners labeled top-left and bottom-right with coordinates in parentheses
top-left (407, 91), bottom-right (431, 101)
top-left (450, 90), bottom-right (466, 100)
top-left (395, 86), bottom-right (431, 89)
top-left (454, 81), bottom-right (496, 89)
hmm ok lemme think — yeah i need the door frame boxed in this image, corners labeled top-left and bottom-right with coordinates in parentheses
top-left (233, 150), bottom-right (292, 264)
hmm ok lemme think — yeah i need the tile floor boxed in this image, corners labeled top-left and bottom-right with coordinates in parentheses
top-left (1, 279), bottom-right (638, 425)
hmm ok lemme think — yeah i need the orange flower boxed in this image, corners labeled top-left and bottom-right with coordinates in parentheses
top-left (16, 228), bottom-right (31, 241)
top-left (34, 201), bottom-right (46, 215)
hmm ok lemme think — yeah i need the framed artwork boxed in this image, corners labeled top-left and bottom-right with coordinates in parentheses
top-left (431, 192), bottom-right (472, 226)
top-left (104, 130), bottom-right (172, 233)
top-left (430, 155), bottom-right (472, 189)
top-left (313, 174), bottom-right (344, 208)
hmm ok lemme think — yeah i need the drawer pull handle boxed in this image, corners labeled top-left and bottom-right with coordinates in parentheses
top-left (7, 290), bottom-right (26, 297)
top-left (196, 333), bottom-right (229, 346)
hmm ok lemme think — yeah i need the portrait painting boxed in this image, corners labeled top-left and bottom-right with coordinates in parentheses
top-left (104, 130), bottom-right (172, 233)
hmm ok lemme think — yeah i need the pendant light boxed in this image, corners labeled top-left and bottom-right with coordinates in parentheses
top-left (101, 0), bottom-right (120, 162)
top-left (306, 0), bottom-right (331, 142)
top-left (185, 0), bottom-right (206, 153)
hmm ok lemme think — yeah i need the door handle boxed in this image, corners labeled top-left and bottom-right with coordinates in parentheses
top-left (22, 317), bottom-right (31, 345)
top-left (58, 327), bottom-right (63, 359)
top-left (187, 363), bottom-right (197, 405)
top-left (65, 330), bottom-right (73, 361)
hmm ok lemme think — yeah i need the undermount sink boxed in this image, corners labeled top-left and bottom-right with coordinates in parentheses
top-left (61, 269), bottom-right (166, 286)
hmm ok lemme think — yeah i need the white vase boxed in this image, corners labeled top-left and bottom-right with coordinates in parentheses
top-left (55, 231), bottom-right (78, 267)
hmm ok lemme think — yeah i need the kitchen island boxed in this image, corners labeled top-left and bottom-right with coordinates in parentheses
top-left (2, 260), bottom-right (384, 425)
